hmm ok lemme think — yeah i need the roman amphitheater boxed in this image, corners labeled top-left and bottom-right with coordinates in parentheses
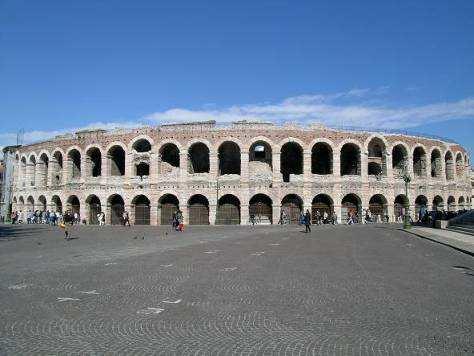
top-left (9, 121), bottom-right (472, 225)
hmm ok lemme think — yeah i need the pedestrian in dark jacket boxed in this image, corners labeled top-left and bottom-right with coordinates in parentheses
top-left (304, 209), bottom-right (311, 233)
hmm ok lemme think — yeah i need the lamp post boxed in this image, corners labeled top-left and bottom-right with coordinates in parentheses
top-left (402, 173), bottom-right (411, 229)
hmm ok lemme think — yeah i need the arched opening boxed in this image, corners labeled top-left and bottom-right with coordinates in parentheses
top-left (86, 195), bottom-right (101, 225)
top-left (136, 162), bottom-right (150, 177)
top-left (133, 138), bottom-right (151, 153)
top-left (430, 149), bottom-right (442, 178)
top-left (28, 156), bottom-right (36, 186)
top-left (249, 194), bottom-right (273, 224)
top-left (188, 142), bottom-right (210, 174)
top-left (108, 146), bottom-right (125, 176)
top-left (340, 143), bottom-right (361, 176)
top-left (159, 194), bottom-right (179, 225)
top-left (133, 195), bottom-right (150, 225)
top-left (67, 195), bottom-right (80, 216)
top-left (311, 194), bottom-right (333, 223)
top-left (458, 196), bottom-right (465, 210)
top-left (26, 196), bottom-right (35, 212)
top-left (249, 141), bottom-right (272, 167)
top-left (445, 151), bottom-right (454, 180)
top-left (432, 195), bottom-right (444, 211)
top-left (341, 194), bottom-right (361, 222)
top-left (415, 195), bottom-right (428, 221)
top-left (18, 196), bottom-right (25, 212)
top-left (51, 195), bottom-right (62, 213)
top-left (281, 194), bottom-right (303, 224)
top-left (159, 143), bottom-right (180, 175)
top-left (20, 157), bottom-right (27, 187)
top-left (218, 141), bottom-right (241, 175)
top-left (216, 194), bottom-right (241, 225)
top-left (108, 194), bottom-right (124, 225)
top-left (188, 194), bottom-right (210, 225)
top-left (38, 195), bottom-right (47, 212)
top-left (394, 194), bottom-right (409, 221)
top-left (413, 147), bottom-right (427, 177)
top-left (368, 194), bottom-right (388, 222)
top-left (367, 138), bottom-right (386, 176)
top-left (280, 142), bottom-right (303, 182)
top-left (68, 149), bottom-right (81, 179)
top-left (456, 153), bottom-right (464, 177)
top-left (447, 196), bottom-right (456, 212)
top-left (38, 153), bottom-right (49, 187)
top-left (86, 147), bottom-right (102, 177)
top-left (392, 144), bottom-right (408, 177)
top-left (311, 142), bottom-right (333, 175)
top-left (52, 151), bottom-right (63, 185)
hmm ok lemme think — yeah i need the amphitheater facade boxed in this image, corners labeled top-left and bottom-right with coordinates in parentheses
top-left (9, 121), bottom-right (472, 225)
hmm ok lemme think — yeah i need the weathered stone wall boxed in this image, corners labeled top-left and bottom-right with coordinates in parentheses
top-left (10, 123), bottom-right (472, 225)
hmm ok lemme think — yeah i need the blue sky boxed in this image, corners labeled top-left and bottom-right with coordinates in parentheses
top-left (1, 0), bottom-right (473, 156)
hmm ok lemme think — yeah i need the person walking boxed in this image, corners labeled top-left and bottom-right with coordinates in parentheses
top-left (304, 209), bottom-right (311, 233)
top-left (123, 211), bottom-right (130, 226)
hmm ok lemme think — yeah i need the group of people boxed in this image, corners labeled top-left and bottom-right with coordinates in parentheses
top-left (171, 210), bottom-right (184, 231)
top-left (10, 210), bottom-right (80, 226)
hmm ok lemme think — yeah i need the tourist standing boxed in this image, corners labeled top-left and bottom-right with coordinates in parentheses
top-left (304, 209), bottom-right (311, 233)
top-left (123, 211), bottom-right (130, 226)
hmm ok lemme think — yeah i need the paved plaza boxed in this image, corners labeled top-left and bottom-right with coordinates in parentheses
top-left (0, 223), bottom-right (473, 355)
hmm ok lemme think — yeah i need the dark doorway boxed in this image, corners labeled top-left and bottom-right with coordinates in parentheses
top-left (311, 143), bottom-right (332, 174)
top-left (216, 194), bottom-right (241, 225)
top-left (109, 195), bottom-right (125, 225)
top-left (133, 195), bottom-right (150, 225)
top-left (281, 194), bottom-right (303, 224)
top-left (249, 194), bottom-right (273, 224)
top-left (188, 194), bottom-right (210, 225)
top-left (160, 194), bottom-right (179, 225)
top-left (280, 142), bottom-right (303, 182)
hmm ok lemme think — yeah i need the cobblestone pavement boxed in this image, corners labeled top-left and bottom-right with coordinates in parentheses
top-left (0, 223), bottom-right (473, 355)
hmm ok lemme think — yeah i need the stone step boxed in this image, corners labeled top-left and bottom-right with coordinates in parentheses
top-left (447, 225), bottom-right (474, 236)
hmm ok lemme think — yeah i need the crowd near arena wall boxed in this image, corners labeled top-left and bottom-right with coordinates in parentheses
top-left (9, 121), bottom-right (472, 225)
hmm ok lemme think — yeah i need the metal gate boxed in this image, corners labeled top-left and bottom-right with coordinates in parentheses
top-left (135, 205), bottom-right (150, 225)
top-left (281, 203), bottom-right (301, 224)
top-left (311, 203), bottom-right (331, 224)
top-left (188, 204), bottom-right (209, 225)
top-left (111, 204), bottom-right (124, 225)
top-left (89, 203), bottom-right (101, 225)
top-left (341, 203), bottom-right (359, 223)
top-left (249, 202), bottom-right (272, 224)
top-left (394, 203), bottom-right (404, 221)
top-left (161, 203), bottom-right (178, 225)
top-left (216, 204), bottom-right (240, 225)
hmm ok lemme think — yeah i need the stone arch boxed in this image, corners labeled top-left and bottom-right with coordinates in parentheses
top-left (108, 194), bottom-right (125, 225)
top-left (311, 141), bottom-right (333, 175)
top-left (249, 140), bottom-right (273, 170)
top-left (368, 194), bottom-right (388, 221)
top-left (447, 196), bottom-right (456, 212)
top-left (132, 195), bottom-right (151, 225)
top-left (311, 194), bottom-right (333, 223)
top-left (66, 195), bottom-right (81, 216)
top-left (444, 150), bottom-right (454, 180)
top-left (188, 194), bottom-right (210, 225)
top-left (415, 195), bottom-right (428, 220)
top-left (158, 194), bottom-right (180, 225)
top-left (38, 152), bottom-right (50, 187)
top-left (85, 194), bottom-right (102, 224)
top-left (67, 148), bottom-right (82, 179)
top-left (51, 150), bottom-right (64, 185)
top-left (367, 137), bottom-right (387, 176)
top-left (412, 146), bottom-right (427, 177)
top-left (19, 156), bottom-right (27, 187)
top-left (37, 195), bottom-right (47, 212)
top-left (455, 152), bottom-right (464, 177)
top-left (281, 194), bottom-right (303, 224)
top-left (280, 141), bottom-right (303, 182)
top-left (85, 146), bottom-right (102, 177)
top-left (188, 142), bottom-right (210, 174)
top-left (394, 194), bottom-right (409, 221)
top-left (51, 195), bottom-right (62, 213)
top-left (107, 145), bottom-right (126, 176)
top-left (216, 194), bottom-right (241, 225)
top-left (340, 142), bottom-right (361, 176)
top-left (28, 155), bottom-right (37, 187)
top-left (130, 135), bottom-right (154, 152)
top-left (392, 143), bottom-right (409, 177)
top-left (18, 196), bottom-right (25, 212)
top-left (430, 147), bottom-right (443, 178)
top-left (458, 196), bottom-right (465, 210)
top-left (218, 141), bottom-right (241, 176)
top-left (432, 195), bottom-right (444, 211)
top-left (159, 143), bottom-right (180, 175)
top-left (341, 193), bottom-right (362, 222)
top-left (249, 193), bottom-right (273, 224)
top-left (26, 195), bottom-right (34, 212)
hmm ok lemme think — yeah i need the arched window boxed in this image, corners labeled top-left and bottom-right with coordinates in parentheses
top-left (133, 138), bottom-right (151, 153)
top-left (68, 149), bottom-right (81, 178)
top-left (367, 138), bottom-right (386, 176)
top-left (108, 146), bottom-right (125, 176)
top-left (413, 147), bottom-right (427, 177)
top-left (86, 147), bottom-right (102, 177)
top-left (188, 142), bottom-right (210, 174)
top-left (311, 143), bottom-right (332, 175)
top-left (430, 149), bottom-right (442, 178)
top-left (280, 142), bottom-right (303, 182)
top-left (340, 143), bottom-right (361, 176)
top-left (392, 145), bottom-right (408, 177)
top-left (218, 142), bottom-right (241, 175)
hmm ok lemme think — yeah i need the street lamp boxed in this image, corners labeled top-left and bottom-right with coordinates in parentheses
top-left (402, 172), bottom-right (411, 229)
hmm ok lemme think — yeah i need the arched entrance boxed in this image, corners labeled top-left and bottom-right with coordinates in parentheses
top-left (369, 194), bottom-right (388, 222)
top-left (281, 194), bottom-right (303, 224)
top-left (67, 195), bottom-right (80, 216)
top-left (159, 194), bottom-right (179, 225)
top-left (108, 194), bottom-right (124, 225)
top-left (447, 196), bottom-right (456, 212)
top-left (432, 195), bottom-right (444, 211)
top-left (133, 195), bottom-right (150, 225)
top-left (51, 195), bottom-right (62, 213)
top-left (341, 194), bottom-right (361, 222)
top-left (26, 196), bottom-right (35, 212)
top-left (188, 194), bottom-right (210, 225)
top-left (311, 194), bottom-right (333, 223)
top-left (216, 194), bottom-right (241, 225)
top-left (249, 194), bottom-right (273, 224)
top-left (458, 196), bottom-right (465, 210)
top-left (86, 195), bottom-right (101, 225)
top-left (415, 195), bottom-right (428, 221)
top-left (38, 195), bottom-right (47, 212)
top-left (394, 195), bottom-right (409, 222)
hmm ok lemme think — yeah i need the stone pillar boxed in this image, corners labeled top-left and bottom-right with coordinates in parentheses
top-left (181, 204), bottom-right (189, 225)
top-left (303, 151), bottom-right (312, 181)
top-left (210, 153), bottom-right (218, 179)
top-left (361, 150), bottom-right (368, 180)
top-left (209, 204), bottom-right (217, 225)
top-left (240, 204), bottom-right (249, 225)
top-left (387, 202), bottom-right (394, 223)
top-left (128, 204), bottom-right (135, 225)
top-left (240, 152), bottom-right (249, 183)
top-left (179, 152), bottom-right (188, 182)
top-left (106, 203), bottom-right (112, 225)
top-left (79, 202), bottom-right (87, 225)
top-left (34, 162), bottom-right (44, 187)
top-left (334, 204), bottom-right (342, 224)
top-left (26, 163), bottom-right (34, 187)
top-left (150, 203), bottom-right (158, 226)
top-left (333, 154), bottom-right (340, 178)
top-left (125, 153), bottom-right (133, 179)
top-left (272, 204), bottom-right (281, 225)
top-left (101, 154), bottom-right (108, 184)
top-left (272, 152), bottom-right (281, 182)
top-left (386, 152), bottom-right (393, 178)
